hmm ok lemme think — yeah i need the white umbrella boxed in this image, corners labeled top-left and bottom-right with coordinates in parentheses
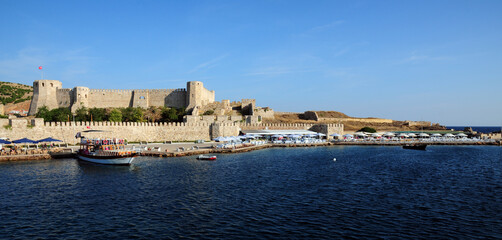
top-left (444, 133), bottom-right (455, 137)
top-left (330, 133), bottom-right (341, 137)
top-left (398, 133), bottom-right (409, 137)
top-left (289, 134), bottom-right (301, 139)
top-left (316, 133), bottom-right (326, 136)
top-left (271, 134), bottom-right (283, 138)
top-left (431, 133), bottom-right (442, 137)
top-left (370, 133), bottom-right (381, 137)
top-left (418, 133), bottom-right (430, 137)
top-left (456, 133), bottom-right (468, 137)
top-left (214, 136), bottom-right (225, 142)
top-left (343, 134), bottom-right (353, 138)
top-left (407, 133), bottom-right (417, 137)
top-left (355, 132), bottom-right (367, 137)
top-left (383, 132), bottom-right (395, 137)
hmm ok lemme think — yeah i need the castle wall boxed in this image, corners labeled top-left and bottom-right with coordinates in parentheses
top-left (149, 89), bottom-right (187, 108)
top-left (56, 88), bottom-right (72, 108)
top-left (88, 89), bottom-right (134, 108)
top-left (29, 80), bottom-right (210, 115)
top-left (0, 119), bottom-right (343, 144)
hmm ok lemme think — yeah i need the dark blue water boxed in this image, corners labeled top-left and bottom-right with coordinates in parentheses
top-left (447, 126), bottom-right (501, 133)
top-left (1, 146), bottom-right (501, 239)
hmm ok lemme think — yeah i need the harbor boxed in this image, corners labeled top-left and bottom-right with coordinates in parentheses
top-left (1, 138), bottom-right (499, 162)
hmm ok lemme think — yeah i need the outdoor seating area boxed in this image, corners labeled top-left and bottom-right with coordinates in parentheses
top-left (0, 137), bottom-right (65, 156)
top-left (334, 132), bottom-right (497, 144)
top-left (212, 132), bottom-right (328, 148)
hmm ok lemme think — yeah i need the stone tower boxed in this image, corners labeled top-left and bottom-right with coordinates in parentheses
top-left (187, 81), bottom-right (203, 110)
top-left (28, 80), bottom-right (63, 115)
top-left (71, 86), bottom-right (90, 112)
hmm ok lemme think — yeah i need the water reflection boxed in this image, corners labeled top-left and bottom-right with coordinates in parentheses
top-left (76, 160), bottom-right (139, 174)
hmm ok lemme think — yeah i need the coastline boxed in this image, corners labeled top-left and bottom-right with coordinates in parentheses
top-left (0, 141), bottom-right (499, 162)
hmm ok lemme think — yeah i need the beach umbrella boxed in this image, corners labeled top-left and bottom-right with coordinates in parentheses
top-left (306, 134), bottom-right (317, 138)
top-left (418, 133), bottom-right (430, 137)
top-left (330, 133), bottom-right (341, 137)
top-left (431, 133), bottom-right (442, 137)
top-left (271, 134), bottom-right (283, 138)
top-left (0, 139), bottom-right (11, 144)
top-left (456, 133), bottom-right (468, 137)
top-left (343, 134), bottom-right (353, 138)
top-left (225, 136), bottom-right (239, 142)
top-left (397, 133), bottom-right (409, 138)
top-left (12, 138), bottom-right (37, 144)
top-left (36, 137), bottom-right (63, 143)
top-left (316, 133), bottom-right (326, 136)
top-left (370, 133), bottom-right (381, 137)
top-left (444, 133), bottom-right (455, 137)
top-left (407, 133), bottom-right (417, 137)
top-left (355, 132), bottom-right (367, 137)
top-left (383, 132), bottom-right (395, 137)
top-left (213, 136), bottom-right (226, 142)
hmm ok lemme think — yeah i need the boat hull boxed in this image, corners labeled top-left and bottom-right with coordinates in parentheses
top-left (402, 144), bottom-right (427, 150)
top-left (197, 155), bottom-right (217, 161)
top-left (77, 153), bottom-right (135, 165)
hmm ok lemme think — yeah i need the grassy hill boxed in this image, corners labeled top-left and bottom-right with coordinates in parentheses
top-left (0, 82), bottom-right (33, 105)
top-left (0, 82), bottom-right (33, 115)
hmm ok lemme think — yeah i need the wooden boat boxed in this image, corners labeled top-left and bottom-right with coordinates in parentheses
top-left (402, 144), bottom-right (427, 150)
top-left (77, 137), bottom-right (137, 165)
top-left (197, 155), bottom-right (217, 161)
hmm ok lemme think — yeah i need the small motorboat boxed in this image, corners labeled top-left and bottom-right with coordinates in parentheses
top-left (403, 144), bottom-right (427, 151)
top-left (197, 155), bottom-right (217, 161)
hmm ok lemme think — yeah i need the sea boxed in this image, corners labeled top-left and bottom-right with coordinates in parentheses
top-left (1, 146), bottom-right (501, 239)
top-left (447, 126), bottom-right (501, 133)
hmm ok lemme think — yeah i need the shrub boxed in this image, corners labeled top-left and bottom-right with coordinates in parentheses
top-left (357, 127), bottom-right (377, 133)
top-left (203, 110), bottom-right (214, 115)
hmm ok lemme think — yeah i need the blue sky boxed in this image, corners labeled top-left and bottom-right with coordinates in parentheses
top-left (1, 0), bottom-right (501, 126)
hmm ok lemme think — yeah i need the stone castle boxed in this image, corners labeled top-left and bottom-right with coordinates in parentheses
top-left (28, 80), bottom-right (215, 115)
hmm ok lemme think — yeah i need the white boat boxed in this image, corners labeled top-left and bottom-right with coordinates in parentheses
top-left (197, 155), bottom-right (217, 161)
top-left (76, 135), bottom-right (137, 165)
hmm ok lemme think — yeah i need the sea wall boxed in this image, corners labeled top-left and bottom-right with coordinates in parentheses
top-left (0, 119), bottom-right (344, 143)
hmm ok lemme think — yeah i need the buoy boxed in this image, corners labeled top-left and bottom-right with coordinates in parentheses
top-left (333, 158), bottom-right (336, 161)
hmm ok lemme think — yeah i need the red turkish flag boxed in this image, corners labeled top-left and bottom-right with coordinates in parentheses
top-left (38, 66), bottom-right (42, 70)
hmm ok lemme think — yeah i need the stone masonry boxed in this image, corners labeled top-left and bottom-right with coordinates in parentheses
top-left (28, 80), bottom-right (215, 115)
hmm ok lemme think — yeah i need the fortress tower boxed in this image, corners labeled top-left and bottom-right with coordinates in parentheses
top-left (186, 81), bottom-right (215, 111)
top-left (71, 86), bottom-right (90, 112)
top-left (28, 80), bottom-right (63, 115)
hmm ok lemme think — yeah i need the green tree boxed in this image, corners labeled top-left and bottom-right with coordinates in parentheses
top-left (162, 107), bottom-right (178, 122)
top-left (36, 106), bottom-right (52, 121)
top-left (89, 107), bottom-right (107, 121)
top-left (109, 109), bottom-right (122, 122)
top-left (357, 127), bottom-right (377, 133)
top-left (50, 108), bottom-right (72, 122)
top-left (145, 106), bottom-right (162, 122)
top-left (120, 107), bottom-right (144, 122)
top-left (75, 107), bottom-right (89, 121)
